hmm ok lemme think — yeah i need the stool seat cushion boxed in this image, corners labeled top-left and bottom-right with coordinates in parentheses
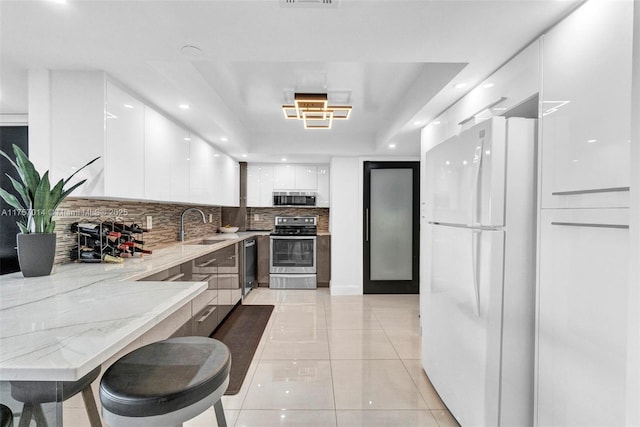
top-left (10, 366), bottom-right (101, 403)
top-left (0, 404), bottom-right (13, 427)
top-left (99, 337), bottom-right (231, 418)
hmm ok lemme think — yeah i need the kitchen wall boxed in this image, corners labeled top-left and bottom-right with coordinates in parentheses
top-left (51, 199), bottom-right (330, 265)
top-left (53, 198), bottom-right (221, 264)
top-left (220, 206), bottom-right (329, 232)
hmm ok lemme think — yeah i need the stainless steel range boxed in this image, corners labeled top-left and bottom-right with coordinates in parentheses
top-left (270, 216), bottom-right (317, 289)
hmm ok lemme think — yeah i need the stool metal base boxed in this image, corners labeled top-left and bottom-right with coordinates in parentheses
top-left (101, 376), bottom-right (228, 427)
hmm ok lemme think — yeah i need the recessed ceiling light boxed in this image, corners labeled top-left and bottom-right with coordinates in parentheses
top-left (388, 143), bottom-right (396, 149)
top-left (453, 82), bottom-right (467, 89)
top-left (214, 153), bottom-right (220, 157)
top-left (241, 154), bottom-right (248, 158)
top-left (483, 83), bottom-right (494, 89)
top-left (123, 104), bottom-right (134, 109)
top-left (184, 137), bottom-right (191, 141)
top-left (587, 139), bottom-right (597, 143)
top-left (433, 120), bottom-right (441, 125)
top-left (48, 0), bottom-right (68, 4)
top-left (179, 104), bottom-right (190, 109)
top-left (220, 137), bottom-right (228, 142)
top-left (281, 158), bottom-right (287, 162)
top-left (413, 121), bottom-right (422, 126)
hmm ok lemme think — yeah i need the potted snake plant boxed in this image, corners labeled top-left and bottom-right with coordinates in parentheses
top-left (0, 144), bottom-right (99, 277)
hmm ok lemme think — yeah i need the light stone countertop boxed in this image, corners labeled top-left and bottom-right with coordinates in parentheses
top-left (0, 231), bottom-right (269, 381)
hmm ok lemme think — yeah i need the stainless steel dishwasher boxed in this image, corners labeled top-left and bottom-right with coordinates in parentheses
top-left (243, 238), bottom-right (257, 297)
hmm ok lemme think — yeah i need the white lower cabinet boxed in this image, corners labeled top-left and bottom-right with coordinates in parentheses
top-left (536, 208), bottom-right (629, 427)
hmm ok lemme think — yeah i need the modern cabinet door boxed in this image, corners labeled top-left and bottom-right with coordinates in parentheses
top-left (144, 107), bottom-right (172, 201)
top-left (295, 165), bottom-right (317, 190)
top-left (316, 235), bottom-right (331, 287)
top-left (317, 166), bottom-right (330, 207)
top-left (259, 165), bottom-right (274, 206)
top-left (537, 208), bottom-right (629, 427)
top-left (540, 0), bottom-right (632, 209)
top-left (105, 82), bottom-right (144, 199)
top-left (257, 235), bottom-right (271, 286)
top-left (216, 154), bottom-right (239, 206)
top-left (189, 136), bottom-right (215, 204)
top-left (247, 165), bottom-right (261, 207)
top-left (273, 164), bottom-right (296, 189)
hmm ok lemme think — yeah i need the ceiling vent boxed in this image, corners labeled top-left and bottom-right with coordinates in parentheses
top-left (280, 0), bottom-right (339, 8)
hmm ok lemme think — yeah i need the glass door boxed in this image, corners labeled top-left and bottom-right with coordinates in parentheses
top-left (363, 161), bottom-right (419, 294)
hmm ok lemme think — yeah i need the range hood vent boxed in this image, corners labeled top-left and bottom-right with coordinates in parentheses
top-left (280, 0), bottom-right (339, 8)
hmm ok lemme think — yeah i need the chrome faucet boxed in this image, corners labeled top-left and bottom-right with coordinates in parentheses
top-left (180, 208), bottom-right (206, 241)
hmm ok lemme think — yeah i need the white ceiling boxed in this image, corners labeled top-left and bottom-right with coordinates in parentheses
top-left (0, 0), bottom-right (582, 163)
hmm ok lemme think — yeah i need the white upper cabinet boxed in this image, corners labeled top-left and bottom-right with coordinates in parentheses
top-left (247, 164), bottom-right (274, 207)
top-left (248, 163), bottom-right (329, 207)
top-left (273, 165), bottom-right (296, 189)
top-left (105, 82), bottom-right (144, 199)
top-left (32, 70), bottom-right (236, 206)
top-left (48, 71), bottom-right (106, 198)
top-left (316, 166), bottom-right (330, 207)
top-left (540, 0), bottom-right (632, 208)
top-left (189, 136), bottom-right (215, 204)
top-left (216, 154), bottom-right (239, 206)
top-left (273, 164), bottom-right (319, 190)
top-left (294, 165), bottom-right (317, 190)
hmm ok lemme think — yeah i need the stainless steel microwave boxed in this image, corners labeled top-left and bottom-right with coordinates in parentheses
top-left (272, 191), bottom-right (316, 206)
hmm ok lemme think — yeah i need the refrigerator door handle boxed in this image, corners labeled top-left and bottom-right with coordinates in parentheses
top-left (471, 229), bottom-right (481, 316)
top-left (470, 144), bottom-right (484, 227)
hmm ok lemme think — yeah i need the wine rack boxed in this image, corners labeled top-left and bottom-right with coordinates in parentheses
top-left (70, 219), bottom-right (151, 263)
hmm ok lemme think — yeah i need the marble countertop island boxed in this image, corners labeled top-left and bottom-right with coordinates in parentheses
top-left (0, 231), bottom-right (268, 382)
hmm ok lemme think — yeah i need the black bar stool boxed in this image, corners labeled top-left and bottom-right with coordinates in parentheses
top-left (0, 404), bottom-right (14, 427)
top-left (10, 366), bottom-right (102, 427)
top-left (99, 336), bottom-right (231, 427)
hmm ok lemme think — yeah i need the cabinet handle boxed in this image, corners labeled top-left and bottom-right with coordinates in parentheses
top-left (197, 306), bottom-right (217, 323)
top-left (551, 222), bottom-right (629, 230)
top-left (163, 273), bottom-right (185, 281)
top-left (551, 186), bottom-right (629, 196)
top-left (197, 258), bottom-right (217, 267)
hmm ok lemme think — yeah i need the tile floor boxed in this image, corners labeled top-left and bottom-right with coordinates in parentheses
top-left (65, 288), bottom-right (460, 426)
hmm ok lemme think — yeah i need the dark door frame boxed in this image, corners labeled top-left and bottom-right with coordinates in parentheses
top-left (363, 161), bottom-right (420, 294)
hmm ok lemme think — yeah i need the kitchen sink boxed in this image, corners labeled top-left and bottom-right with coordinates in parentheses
top-left (195, 238), bottom-right (226, 245)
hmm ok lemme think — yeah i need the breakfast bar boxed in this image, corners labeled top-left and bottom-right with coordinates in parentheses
top-left (0, 233), bottom-right (263, 425)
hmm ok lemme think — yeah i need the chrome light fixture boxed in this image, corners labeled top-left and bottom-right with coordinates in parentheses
top-left (282, 93), bottom-right (352, 129)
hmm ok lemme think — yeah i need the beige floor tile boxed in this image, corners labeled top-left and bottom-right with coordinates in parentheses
top-left (385, 328), bottom-right (422, 359)
top-left (328, 329), bottom-right (399, 359)
top-left (62, 289), bottom-right (462, 426)
top-left (184, 407), bottom-right (239, 427)
top-left (271, 303), bottom-right (328, 329)
top-left (242, 360), bottom-right (335, 409)
top-left (325, 309), bottom-right (383, 330)
top-left (401, 360), bottom-right (448, 410)
top-left (373, 307), bottom-right (421, 330)
top-left (331, 360), bottom-right (427, 410)
top-left (261, 327), bottom-right (330, 360)
top-left (235, 409), bottom-right (337, 426)
top-left (336, 410), bottom-right (440, 427)
top-left (431, 409), bottom-right (461, 427)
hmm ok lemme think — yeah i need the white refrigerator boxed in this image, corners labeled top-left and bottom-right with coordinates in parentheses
top-left (421, 116), bottom-right (537, 426)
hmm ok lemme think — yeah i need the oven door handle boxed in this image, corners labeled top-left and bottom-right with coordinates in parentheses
top-left (270, 236), bottom-right (317, 240)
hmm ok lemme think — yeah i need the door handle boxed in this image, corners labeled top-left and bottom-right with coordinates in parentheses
top-left (365, 208), bottom-right (370, 242)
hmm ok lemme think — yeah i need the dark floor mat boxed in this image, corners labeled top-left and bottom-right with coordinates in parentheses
top-left (210, 304), bottom-right (274, 395)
